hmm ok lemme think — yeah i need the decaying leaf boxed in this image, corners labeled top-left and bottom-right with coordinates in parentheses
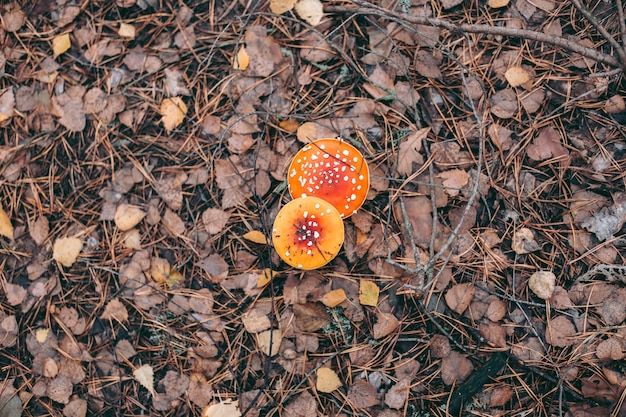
top-left (53, 237), bottom-right (83, 267)
top-left (101, 298), bottom-right (129, 323)
top-left (396, 128), bottom-right (428, 176)
top-left (527, 126), bottom-right (569, 162)
top-left (445, 283), bottom-right (475, 314)
top-left (545, 316), bottom-right (577, 347)
top-left (133, 364), bottom-right (156, 396)
top-left (257, 329), bottom-right (282, 356)
top-left (436, 169), bottom-right (469, 197)
top-left (293, 302), bottom-right (330, 331)
top-left (316, 367), bottom-right (342, 393)
top-left (321, 289), bottom-right (346, 307)
top-left (373, 312), bottom-right (400, 339)
top-left (202, 400), bottom-right (242, 417)
top-left (504, 66), bottom-right (532, 88)
top-left (114, 204), bottom-right (145, 231)
top-left (233, 46), bottom-right (249, 71)
top-left (512, 227), bottom-right (540, 254)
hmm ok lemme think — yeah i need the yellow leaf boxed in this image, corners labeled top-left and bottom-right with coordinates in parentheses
top-left (0, 204), bottom-right (13, 240)
top-left (233, 46), bottom-right (249, 71)
top-left (118, 22), bottom-right (136, 39)
top-left (488, 0), bottom-right (510, 7)
top-left (316, 367), bottom-right (342, 393)
top-left (114, 203), bottom-right (146, 231)
top-left (160, 96), bottom-right (187, 132)
top-left (257, 329), bottom-right (282, 356)
top-left (53, 237), bottom-right (83, 267)
top-left (35, 328), bottom-right (50, 344)
top-left (167, 269), bottom-right (184, 288)
top-left (123, 229), bottom-right (142, 250)
top-left (270, 0), bottom-right (297, 14)
top-left (242, 230), bottom-right (267, 244)
top-left (202, 400), bottom-right (242, 417)
top-left (150, 257), bottom-right (170, 284)
top-left (359, 280), bottom-right (379, 307)
top-left (257, 268), bottom-right (276, 287)
top-left (295, 0), bottom-right (324, 26)
top-left (279, 118), bottom-right (299, 132)
top-left (505, 66), bottom-right (532, 87)
top-left (133, 364), bottom-right (156, 396)
top-left (52, 33), bottom-right (71, 57)
top-left (321, 288), bottom-right (346, 307)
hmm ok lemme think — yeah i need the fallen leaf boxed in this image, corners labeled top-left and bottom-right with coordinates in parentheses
top-left (0, 204), bottom-right (13, 239)
top-left (396, 128), bottom-right (429, 176)
top-left (545, 316), bottom-right (577, 347)
top-left (293, 302), bottom-right (330, 331)
top-left (414, 50), bottom-right (442, 79)
top-left (164, 68), bottom-right (191, 97)
top-left (504, 66), bottom-right (532, 87)
top-left (596, 337), bottom-right (624, 360)
top-left (118, 22), bottom-right (135, 39)
top-left (528, 270), bottom-right (556, 300)
top-left (270, 0), bottom-right (297, 13)
top-left (257, 268), bottom-right (276, 287)
top-left (257, 329), bottom-right (282, 356)
top-left (295, 0), bottom-right (324, 26)
top-left (526, 126), bottom-right (569, 162)
top-left (196, 254), bottom-right (229, 283)
top-left (133, 364), bottom-right (156, 396)
top-left (320, 288), bottom-right (346, 307)
top-left (385, 379), bottom-right (409, 409)
top-left (202, 400), bottom-right (242, 417)
top-left (160, 97), bottom-right (187, 132)
top-left (488, 0), bottom-right (510, 7)
top-left (0, 89), bottom-right (15, 124)
top-left (440, 351), bottom-right (474, 385)
top-left (242, 230), bottom-right (267, 244)
top-left (149, 257), bottom-right (170, 285)
top-left (491, 88), bottom-right (518, 119)
top-left (296, 121), bottom-right (337, 143)
top-left (445, 283), bottom-right (475, 314)
top-left (359, 280), bottom-right (379, 307)
top-left (347, 380), bottom-right (379, 408)
top-left (52, 33), bottom-right (71, 57)
top-left (53, 237), bottom-right (83, 267)
top-left (373, 312), bottom-right (400, 339)
top-left (604, 95), bottom-right (625, 114)
top-left (101, 298), bottom-right (129, 323)
top-left (316, 367), bottom-right (342, 393)
top-left (436, 169), bottom-right (469, 197)
top-left (123, 229), bottom-right (142, 250)
top-left (114, 204), bottom-right (146, 231)
top-left (511, 227), bottom-right (540, 254)
top-left (3, 282), bottom-right (26, 306)
top-left (233, 46), bottom-right (249, 71)
top-left (2, 3), bottom-right (25, 32)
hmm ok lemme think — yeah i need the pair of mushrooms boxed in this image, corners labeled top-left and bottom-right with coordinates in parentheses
top-left (272, 138), bottom-right (370, 269)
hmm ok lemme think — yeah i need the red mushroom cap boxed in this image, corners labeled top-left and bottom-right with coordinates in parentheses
top-left (287, 138), bottom-right (370, 218)
top-left (272, 197), bottom-right (344, 270)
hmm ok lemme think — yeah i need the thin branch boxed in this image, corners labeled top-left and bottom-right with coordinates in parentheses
top-left (326, 0), bottom-right (623, 70)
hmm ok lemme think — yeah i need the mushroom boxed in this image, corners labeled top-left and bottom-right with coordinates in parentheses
top-left (272, 196), bottom-right (344, 269)
top-left (288, 138), bottom-right (370, 218)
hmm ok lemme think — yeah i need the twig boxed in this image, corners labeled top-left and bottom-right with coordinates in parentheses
top-left (326, 0), bottom-right (623, 70)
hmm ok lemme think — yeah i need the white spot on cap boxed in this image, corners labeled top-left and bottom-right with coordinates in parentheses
top-left (351, 194), bottom-right (356, 200)
top-left (353, 157), bottom-right (359, 162)
top-left (342, 149), bottom-right (349, 156)
top-left (315, 203), bottom-right (320, 209)
top-left (303, 211), bottom-right (308, 218)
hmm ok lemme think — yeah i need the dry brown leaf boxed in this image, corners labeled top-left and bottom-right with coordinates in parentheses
top-left (149, 257), bottom-right (170, 284)
top-left (316, 367), bottom-right (342, 393)
top-left (52, 85), bottom-right (86, 132)
top-left (164, 68), bottom-right (191, 96)
top-left (363, 65), bottom-right (395, 100)
top-left (293, 302), bottom-right (330, 331)
top-left (196, 254), bottom-right (229, 283)
top-left (0, 89), bottom-right (16, 124)
top-left (373, 312), bottom-right (400, 339)
top-left (359, 280), bottom-right (379, 307)
top-left (545, 316), bottom-right (577, 347)
top-left (596, 338), bottom-right (624, 361)
top-left (123, 229), bottom-right (142, 250)
top-left (604, 95), bottom-right (625, 114)
top-left (520, 87), bottom-right (545, 114)
top-left (491, 88), bottom-right (518, 119)
top-left (160, 97), bottom-right (187, 131)
top-left (320, 288), bottom-right (346, 307)
top-left (101, 298), bottom-right (129, 323)
top-left (3, 282), bottom-right (26, 306)
top-left (436, 169), bottom-right (469, 197)
top-left (2, 3), bottom-right (25, 32)
top-left (528, 270), bottom-right (556, 300)
top-left (295, 0), bottom-right (323, 26)
top-left (347, 380), bottom-right (379, 408)
top-left (527, 126), bottom-right (569, 162)
top-left (53, 237), bottom-right (83, 267)
top-left (202, 208), bottom-right (230, 235)
top-left (445, 283), bottom-right (475, 314)
top-left (162, 208), bottom-right (185, 236)
top-left (385, 380), bottom-right (409, 409)
top-left (440, 351), bottom-right (474, 385)
top-left (414, 50), bottom-right (442, 79)
top-left (155, 170), bottom-right (187, 211)
top-left (396, 128), bottom-right (428, 176)
top-left (512, 227), bottom-right (540, 254)
top-left (202, 400), bottom-right (242, 417)
top-left (296, 121), bottom-right (336, 143)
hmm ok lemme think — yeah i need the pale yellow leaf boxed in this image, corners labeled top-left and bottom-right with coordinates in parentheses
top-left (316, 367), bottom-right (342, 393)
top-left (123, 229), bottom-right (142, 250)
top-left (133, 364), bottom-right (156, 396)
top-left (0, 204), bottom-right (14, 240)
top-left (202, 400), bottom-right (242, 417)
top-left (166, 270), bottom-right (184, 288)
top-left (359, 280), bottom-right (379, 307)
top-left (35, 328), bottom-right (50, 343)
top-left (160, 97), bottom-right (187, 132)
top-left (150, 257), bottom-right (170, 284)
top-left (270, 0), bottom-right (297, 14)
top-left (295, 0), bottom-right (324, 26)
top-left (257, 329), bottom-right (282, 356)
top-left (257, 268), bottom-right (276, 287)
top-left (488, 0), bottom-right (510, 7)
top-left (118, 22), bottom-right (136, 39)
top-left (53, 237), bottom-right (83, 267)
top-left (52, 33), bottom-right (71, 57)
top-left (321, 288), bottom-right (346, 307)
top-left (505, 66), bottom-right (532, 87)
top-left (114, 203), bottom-right (146, 231)
top-left (242, 230), bottom-right (267, 244)
top-left (528, 270), bottom-right (556, 300)
top-left (233, 46), bottom-right (249, 71)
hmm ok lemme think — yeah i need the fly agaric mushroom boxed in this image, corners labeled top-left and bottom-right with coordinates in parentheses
top-left (288, 138), bottom-right (369, 218)
top-left (272, 196), bottom-right (344, 269)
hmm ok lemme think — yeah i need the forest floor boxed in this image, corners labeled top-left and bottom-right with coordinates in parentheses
top-left (1, 0), bottom-right (626, 416)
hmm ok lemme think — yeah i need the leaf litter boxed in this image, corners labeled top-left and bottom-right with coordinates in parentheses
top-left (0, 0), bottom-right (626, 416)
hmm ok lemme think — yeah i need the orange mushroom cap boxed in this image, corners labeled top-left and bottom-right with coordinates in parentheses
top-left (288, 138), bottom-right (370, 218)
top-left (272, 197), bottom-right (344, 270)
